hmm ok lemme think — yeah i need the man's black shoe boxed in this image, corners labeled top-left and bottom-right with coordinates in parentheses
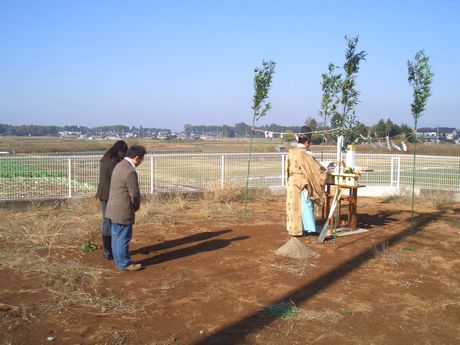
top-left (103, 249), bottom-right (113, 260)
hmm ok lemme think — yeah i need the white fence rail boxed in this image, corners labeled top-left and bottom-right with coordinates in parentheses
top-left (0, 153), bottom-right (459, 201)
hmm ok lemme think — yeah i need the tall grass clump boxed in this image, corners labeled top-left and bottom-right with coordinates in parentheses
top-left (205, 183), bottom-right (243, 204)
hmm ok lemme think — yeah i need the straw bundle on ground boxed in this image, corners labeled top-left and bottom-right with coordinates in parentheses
top-left (275, 237), bottom-right (319, 259)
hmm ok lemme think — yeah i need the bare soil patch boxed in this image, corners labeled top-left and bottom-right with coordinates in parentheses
top-left (1, 194), bottom-right (459, 345)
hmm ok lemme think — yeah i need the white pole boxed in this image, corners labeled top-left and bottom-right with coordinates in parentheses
top-left (336, 136), bottom-right (344, 173)
top-left (67, 158), bottom-right (72, 198)
top-left (150, 156), bottom-right (154, 194)
top-left (221, 155), bottom-right (225, 187)
top-left (391, 156), bottom-right (394, 187)
top-left (281, 154), bottom-right (285, 187)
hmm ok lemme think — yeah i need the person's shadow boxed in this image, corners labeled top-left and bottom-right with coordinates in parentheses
top-left (136, 236), bottom-right (249, 267)
top-left (131, 229), bottom-right (233, 255)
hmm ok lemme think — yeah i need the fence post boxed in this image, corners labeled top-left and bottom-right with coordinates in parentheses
top-left (281, 154), bottom-right (285, 187)
top-left (221, 155), bottom-right (225, 188)
top-left (150, 155), bottom-right (154, 194)
top-left (390, 156), bottom-right (401, 187)
top-left (390, 157), bottom-right (393, 187)
top-left (67, 158), bottom-right (72, 198)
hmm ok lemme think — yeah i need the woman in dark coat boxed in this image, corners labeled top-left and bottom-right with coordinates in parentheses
top-left (96, 140), bottom-right (128, 259)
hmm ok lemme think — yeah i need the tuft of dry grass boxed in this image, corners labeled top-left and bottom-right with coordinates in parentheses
top-left (382, 190), bottom-right (456, 211)
top-left (1, 199), bottom-right (101, 252)
top-left (204, 183), bottom-right (243, 204)
top-left (390, 276), bottom-right (424, 288)
top-left (372, 242), bottom-right (407, 265)
top-left (0, 248), bottom-right (141, 314)
top-left (91, 329), bottom-right (137, 345)
top-left (0, 201), bottom-right (142, 315)
top-left (296, 308), bottom-right (345, 323)
top-left (137, 193), bottom-right (192, 226)
top-left (267, 259), bottom-right (312, 276)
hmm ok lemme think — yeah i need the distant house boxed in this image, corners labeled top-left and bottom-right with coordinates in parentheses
top-left (447, 128), bottom-right (458, 141)
top-left (58, 131), bottom-right (80, 139)
top-left (453, 133), bottom-right (460, 144)
top-left (417, 127), bottom-right (457, 143)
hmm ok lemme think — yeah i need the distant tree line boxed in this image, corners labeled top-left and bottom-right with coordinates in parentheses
top-left (0, 119), bottom-right (414, 141)
top-left (0, 124), bottom-right (169, 137)
top-left (184, 117), bottom-right (415, 143)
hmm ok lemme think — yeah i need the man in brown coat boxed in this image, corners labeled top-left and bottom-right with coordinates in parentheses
top-left (286, 126), bottom-right (327, 236)
top-left (105, 145), bottom-right (146, 271)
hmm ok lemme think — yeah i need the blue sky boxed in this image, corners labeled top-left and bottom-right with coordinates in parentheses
top-left (0, 0), bottom-right (458, 131)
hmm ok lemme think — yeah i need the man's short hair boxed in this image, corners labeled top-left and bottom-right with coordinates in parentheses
top-left (126, 145), bottom-right (146, 159)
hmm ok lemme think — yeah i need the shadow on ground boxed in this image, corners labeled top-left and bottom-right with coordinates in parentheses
top-left (193, 211), bottom-right (443, 345)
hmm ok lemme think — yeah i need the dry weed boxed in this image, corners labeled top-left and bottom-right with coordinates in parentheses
top-left (137, 193), bottom-right (192, 225)
top-left (0, 250), bottom-right (141, 314)
top-left (1, 303), bottom-right (37, 326)
top-left (158, 276), bottom-right (185, 290)
top-left (390, 276), bottom-right (424, 288)
top-left (373, 242), bottom-right (407, 265)
top-left (383, 190), bottom-right (455, 211)
top-left (204, 183), bottom-right (243, 204)
top-left (136, 197), bottom-right (159, 224)
top-left (161, 193), bottom-right (191, 210)
top-left (268, 260), bottom-right (312, 276)
top-left (91, 329), bottom-right (137, 345)
top-left (1, 200), bottom-right (100, 250)
top-left (296, 308), bottom-right (345, 323)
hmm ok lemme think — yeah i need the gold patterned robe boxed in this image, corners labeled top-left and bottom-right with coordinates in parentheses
top-left (286, 147), bottom-right (327, 236)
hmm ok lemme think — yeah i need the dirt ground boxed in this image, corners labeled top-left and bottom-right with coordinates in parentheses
top-left (1, 195), bottom-right (460, 345)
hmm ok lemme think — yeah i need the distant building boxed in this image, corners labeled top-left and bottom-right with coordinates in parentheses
top-left (417, 127), bottom-right (457, 143)
top-left (58, 131), bottom-right (80, 138)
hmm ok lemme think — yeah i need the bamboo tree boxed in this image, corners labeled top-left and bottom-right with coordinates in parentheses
top-left (319, 63), bottom-right (341, 159)
top-left (319, 36), bottom-right (366, 244)
top-left (408, 50), bottom-right (433, 219)
top-left (321, 36), bottom-right (366, 159)
top-left (334, 35), bottom-right (367, 148)
top-left (244, 60), bottom-right (276, 219)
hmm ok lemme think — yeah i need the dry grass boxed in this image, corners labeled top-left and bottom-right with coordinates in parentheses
top-left (382, 190), bottom-right (456, 211)
top-left (137, 193), bottom-right (193, 226)
top-left (159, 276), bottom-right (185, 290)
top-left (91, 329), bottom-right (138, 345)
top-left (262, 301), bottom-right (344, 324)
top-left (0, 201), bottom-right (144, 318)
top-left (2, 136), bottom-right (458, 156)
top-left (390, 276), bottom-right (424, 288)
top-left (295, 308), bottom-right (345, 323)
top-left (0, 202), bottom-right (99, 254)
top-left (204, 183), bottom-right (243, 204)
top-left (372, 242), bottom-right (407, 265)
top-left (357, 142), bottom-right (460, 156)
top-left (267, 259), bottom-right (313, 276)
top-left (0, 247), bottom-right (141, 315)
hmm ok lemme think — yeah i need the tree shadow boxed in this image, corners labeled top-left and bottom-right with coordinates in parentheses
top-left (336, 210), bottom-right (418, 250)
top-left (193, 211), bottom-right (442, 345)
top-left (357, 210), bottom-right (400, 228)
top-left (131, 229), bottom-right (233, 255)
top-left (137, 236), bottom-right (249, 267)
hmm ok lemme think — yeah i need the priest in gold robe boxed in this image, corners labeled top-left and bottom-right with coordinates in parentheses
top-left (285, 126), bottom-right (327, 236)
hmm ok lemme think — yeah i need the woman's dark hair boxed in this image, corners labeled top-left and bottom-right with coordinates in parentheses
top-left (102, 140), bottom-right (128, 161)
top-left (298, 125), bottom-right (312, 144)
